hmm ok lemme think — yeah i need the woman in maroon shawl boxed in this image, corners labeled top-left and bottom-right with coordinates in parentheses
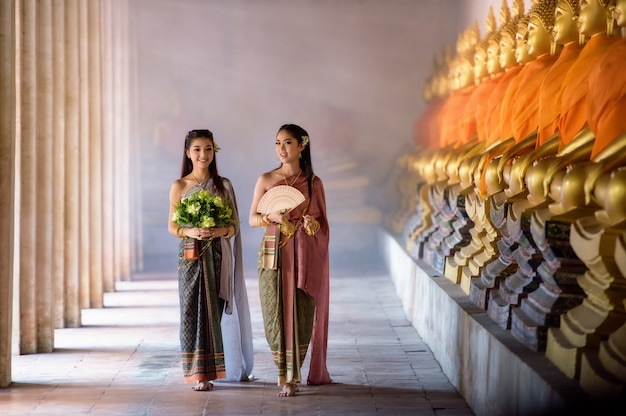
top-left (249, 124), bottom-right (331, 397)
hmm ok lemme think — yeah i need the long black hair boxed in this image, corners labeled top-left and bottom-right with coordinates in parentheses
top-left (277, 124), bottom-right (315, 197)
top-left (180, 129), bottom-right (225, 196)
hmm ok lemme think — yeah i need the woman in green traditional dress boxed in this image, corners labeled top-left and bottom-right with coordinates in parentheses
top-left (168, 129), bottom-right (254, 391)
top-left (248, 124), bottom-right (332, 397)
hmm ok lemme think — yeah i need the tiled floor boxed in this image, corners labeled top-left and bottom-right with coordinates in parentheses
top-left (1, 273), bottom-right (473, 416)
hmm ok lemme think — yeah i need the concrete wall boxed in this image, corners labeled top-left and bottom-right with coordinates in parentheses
top-left (381, 232), bottom-right (595, 416)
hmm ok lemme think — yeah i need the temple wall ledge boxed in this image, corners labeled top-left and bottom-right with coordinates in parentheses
top-left (378, 229), bottom-right (622, 416)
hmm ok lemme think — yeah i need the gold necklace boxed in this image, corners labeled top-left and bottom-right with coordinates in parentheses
top-left (192, 172), bottom-right (208, 190)
top-left (282, 168), bottom-right (301, 187)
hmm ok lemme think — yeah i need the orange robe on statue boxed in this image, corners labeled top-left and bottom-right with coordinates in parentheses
top-left (587, 38), bottom-right (626, 159)
top-left (557, 34), bottom-right (620, 148)
top-left (486, 67), bottom-right (522, 145)
top-left (536, 43), bottom-right (583, 147)
top-left (466, 76), bottom-right (499, 142)
top-left (511, 53), bottom-right (559, 142)
top-left (499, 64), bottom-right (530, 142)
top-left (476, 70), bottom-right (519, 196)
top-left (413, 96), bottom-right (447, 149)
top-left (439, 86), bottom-right (476, 148)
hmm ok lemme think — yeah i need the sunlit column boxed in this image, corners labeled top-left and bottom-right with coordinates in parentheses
top-left (63, 0), bottom-right (80, 327)
top-left (0, 0), bottom-right (16, 387)
top-left (78, 0), bottom-right (90, 308)
top-left (87, 0), bottom-right (103, 307)
top-left (35, 0), bottom-right (54, 352)
top-left (19, 0), bottom-right (39, 355)
top-left (51, 0), bottom-right (65, 329)
top-left (100, 0), bottom-right (114, 292)
top-left (123, 0), bottom-right (137, 277)
top-left (112, 0), bottom-right (132, 281)
top-left (127, 1), bottom-right (143, 273)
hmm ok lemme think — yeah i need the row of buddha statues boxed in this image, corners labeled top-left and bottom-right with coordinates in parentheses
top-left (389, 0), bottom-right (626, 401)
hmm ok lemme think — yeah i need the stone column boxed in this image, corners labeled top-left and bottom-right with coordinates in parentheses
top-left (78, 0), bottom-right (90, 308)
top-left (0, 0), bottom-right (16, 388)
top-left (100, 0), bottom-right (114, 292)
top-left (35, 0), bottom-right (54, 353)
top-left (19, 0), bottom-right (39, 355)
top-left (63, 0), bottom-right (80, 327)
top-left (52, 0), bottom-right (65, 329)
top-left (87, 0), bottom-right (103, 308)
top-left (113, 0), bottom-right (132, 281)
top-left (126, 1), bottom-right (143, 273)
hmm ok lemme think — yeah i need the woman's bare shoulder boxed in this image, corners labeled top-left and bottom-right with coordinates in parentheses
top-left (170, 176), bottom-right (194, 197)
top-left (257, 169), bottom-right (281, 189)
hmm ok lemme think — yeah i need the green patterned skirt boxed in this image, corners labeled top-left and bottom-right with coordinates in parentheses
top-left (258, 243), bottom-right (315, 386)
top-left (178, 238), bottom-right (225, 383)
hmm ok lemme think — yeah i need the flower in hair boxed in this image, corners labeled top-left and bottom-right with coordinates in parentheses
top-left (301, 135), bottom-right (309, 146)
top-left (213, 142), bottom-right (221, 153)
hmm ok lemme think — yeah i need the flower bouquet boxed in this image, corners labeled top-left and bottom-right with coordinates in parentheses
top-left (172, 189), bottom-right (236, 260)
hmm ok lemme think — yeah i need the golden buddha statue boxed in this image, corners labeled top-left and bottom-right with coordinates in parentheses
top-left (465, 7), bottom-right (500, 145)
top-left (439, 25), bottom-right (480, 148)
top-left (540, 0), bottom-right (620, 216)
top-left (582, 0), bottom-right (626, 203)
top-left (442, 2), bottom-right (537, 290)
top-left (403, 48), bottom-right (454, 248)
top-left (499, 13), bottom-right (533, 144)
top-left (510, 0), bottom-right (560, 144)
top-left (440, 11), bottom-right (515, 286)
top-left (482, 1), bottom-right (584, 337)
top-left (536, 0), bottom-right (585, 147)
top-left (557, 0), bottom-right (620, 149)
top-left (586, 0), bottom-right (626, 159)
top-left (494, 1), bottom-right (568, 201)
top-left (421, 28), bottom-right (492, 269)
top-left (525, 0), bottom-right (620, 209)
top-left (481, 0), bottom-right (528, 197)
top-left (543, 0), bottom-right (626, 384)
top-left (501, 0), bottom-right (591, 355)
top-left (486, 0), bottom-right (525, 146)
top-left (572, 6), bottom-right (626, 395)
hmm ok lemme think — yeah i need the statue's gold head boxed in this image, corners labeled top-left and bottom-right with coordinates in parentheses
top-left (448, 25), bottom-right (480, 91)
top-left (577, 0), bottom-right (617, 37)
top-left (515, 15), bottom-right (533, 64)
top-left (486, 0), bottom-right (514, 76)
top-left (472, 8), bottom-right (497, 84)
top-left (554, 0), bottom-right (582, 45)
top-left (528, 0), bottom-right (558, 56)
top-left (487, 35), bottom-right (503, 75)
top-left (474, 43), bottom-right (489, 82)
top-left (499, 24), bottom-right (518, 69)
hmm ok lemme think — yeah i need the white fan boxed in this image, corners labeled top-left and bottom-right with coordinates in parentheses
top-left (257, 185), bottom-right (306, 214)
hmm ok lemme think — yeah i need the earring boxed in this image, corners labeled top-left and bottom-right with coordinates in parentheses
top-left (298, 152), bottom-right (302, 159)
top-left (607, 15), bottom-right (615, 37)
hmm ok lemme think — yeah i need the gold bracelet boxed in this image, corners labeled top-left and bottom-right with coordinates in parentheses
top-left (175, 226), bottom-right (185, 239)
top-left (224, 225), bottom-right (235, 238)
top-left (264, 214), bottom-right (271, 225)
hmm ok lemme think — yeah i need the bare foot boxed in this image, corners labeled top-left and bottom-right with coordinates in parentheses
top-left (192, 381), bottom-right (213, 391)
top-left (277, 383), bottom-right (297, 397)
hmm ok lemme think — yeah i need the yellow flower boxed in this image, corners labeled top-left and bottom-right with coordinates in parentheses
top-left (187, 202), bottom-right (201, 216)
top-left (200, 216), bottom-right (216, 228)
